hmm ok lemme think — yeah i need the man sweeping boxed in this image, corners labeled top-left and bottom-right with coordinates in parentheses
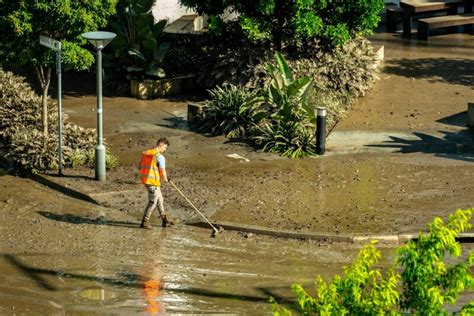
top-left (139, 137), bottom-right (174, 229)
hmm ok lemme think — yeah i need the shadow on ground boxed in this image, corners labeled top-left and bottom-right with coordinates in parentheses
top-left (383, 58), bottom-right (474, 86)
top-left (437, 111), bottom-right (469, 127)
top-left (37, 211), bottom-right (138, 228)
top-left (368, 130), bottom-right (474, 163)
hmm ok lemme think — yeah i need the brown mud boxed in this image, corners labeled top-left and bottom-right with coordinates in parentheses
top-left (0, 173), bottom-right (379, 314)
top-left (32, 27), bottom-right (474, 236)
top-left (44, 96), bottom-right (474, 235)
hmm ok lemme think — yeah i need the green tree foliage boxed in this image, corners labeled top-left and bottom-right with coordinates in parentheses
top-left (271, 209), bottom-right (474, 315)
top-left (179, 0), bottom-right (384, 48)
top-left (397, 209), bottom-right (474, 314)
top-left (0, 0), bottom-right (117, 140)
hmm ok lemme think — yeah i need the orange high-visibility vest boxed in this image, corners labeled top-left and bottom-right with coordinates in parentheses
top-left (139, 149), bottom-right (161, 186)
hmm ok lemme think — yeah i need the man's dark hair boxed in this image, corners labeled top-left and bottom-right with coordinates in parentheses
top-left (157, 137), bottom-right (169, 146)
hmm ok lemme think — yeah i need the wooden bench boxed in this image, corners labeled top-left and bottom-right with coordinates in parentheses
top-left (417, 12), bottom-right (474, 39)
top-left (400, 0), bottom-right (469, 36)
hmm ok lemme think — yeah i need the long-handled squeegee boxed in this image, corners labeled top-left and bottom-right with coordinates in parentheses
top-left (169, 181), bottom-right (224, 238)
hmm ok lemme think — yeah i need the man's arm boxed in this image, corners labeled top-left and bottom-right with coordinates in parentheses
top-left (160, 168), bottom-right (168, 183)
top-left (157, 154), bottom-right (168, 182)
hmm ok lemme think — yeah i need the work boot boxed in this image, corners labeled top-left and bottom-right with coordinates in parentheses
top-left (140, 217), bottom-right (152, 229)
top-left (161, 214), bottom-right (175, 227)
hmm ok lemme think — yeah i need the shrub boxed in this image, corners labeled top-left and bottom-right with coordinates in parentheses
top-left (0, 70), bottom-right (118, 172)
top-left (7, 129), bottom-right (62, 173)
top-left (247, 38), bottom-right (380, 133)
top-left (249, 52), bottom-right (317, 158)
top-left (182, 21), bottom-right (271, 89)
top-left (292, 38), bottom-right (380, 103)
top-left (199, 84), bottom-right (261, 138)
top-left (397, 210), bottom-right (474, 314)
top-left (252, 121), bottom-right (317, 158)
top-left (271, 209), bottom-right (474, 315)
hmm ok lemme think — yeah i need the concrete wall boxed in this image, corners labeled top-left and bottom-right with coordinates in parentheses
top-left (152, 0), bottom-right (194, 23)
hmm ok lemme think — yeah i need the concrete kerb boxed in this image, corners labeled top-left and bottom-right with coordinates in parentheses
top-left (27, 172), bottom-right (474, 244)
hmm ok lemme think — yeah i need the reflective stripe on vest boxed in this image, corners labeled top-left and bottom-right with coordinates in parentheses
top-left (139, 149), bottom-right (161, 186)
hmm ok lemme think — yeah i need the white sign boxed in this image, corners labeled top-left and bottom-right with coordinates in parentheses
top-left (39, 35), bottom-right (60, 50)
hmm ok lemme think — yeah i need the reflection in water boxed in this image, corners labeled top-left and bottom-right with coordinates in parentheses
top-left (78, 286), bottom-right (118, 301)
top-left (140, 260), bottom-right (164, 314)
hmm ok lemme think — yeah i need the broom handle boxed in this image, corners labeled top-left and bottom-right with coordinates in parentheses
top-left (169, 181), bottom-right (218, 232)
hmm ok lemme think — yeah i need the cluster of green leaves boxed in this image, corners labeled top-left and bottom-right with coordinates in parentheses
top-left (199, 84), bottom-right (261, 138)
top-left (398, 210), bottom-right (474, 314)
top-left (180, 0), bottom-right (384, 47)
top-left (271, 209), bottom-right (474, 315)
top-left (0, 0), bottom-right (116, 70)
top-left (108, 0), bottom-right (170, 85)
top-left (199, 52), bottom-right (317, 158)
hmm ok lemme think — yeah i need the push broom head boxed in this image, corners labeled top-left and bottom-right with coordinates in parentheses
top-left (210, 226), bottom-right (224, 238)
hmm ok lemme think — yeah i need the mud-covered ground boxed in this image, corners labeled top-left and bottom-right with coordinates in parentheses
top-left (33, 27), bottom-right (474, 235)
top-left (1, 173), bottom-right (380, 314)
top-left (43, 97), bottom-right (474, 235)
top-left (45, 149), bottom-right (474, 234)
top-left (1, 173), bottom-right (473, 314)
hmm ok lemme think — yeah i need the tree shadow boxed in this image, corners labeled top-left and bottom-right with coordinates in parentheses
top-left (1, 254), bottom-right (298, 310)
top-left (155, 117), bottom-right (190, 132)
top-left (383, 57), bottom-right (474, 86)
top-left (37, 211), bottom-right (139, 228)
top-left (367, 130), bottom-right (474, 163)
top-left (436, 111), bottom-right (468, 127)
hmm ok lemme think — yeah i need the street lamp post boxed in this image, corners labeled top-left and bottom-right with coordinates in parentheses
top-left (81, 31), bottom-right (116, 181)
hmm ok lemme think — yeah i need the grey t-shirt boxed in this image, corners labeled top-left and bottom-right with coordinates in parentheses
top-left (157, 154), bottom-right (165, 169)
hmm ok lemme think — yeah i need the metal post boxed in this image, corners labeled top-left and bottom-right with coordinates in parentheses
top-left (316, 107), bottom-right (327, 155)
top-left (95, 48), bottom-right (106, 181)
top-left (56, 43), bottom-right (63, 175)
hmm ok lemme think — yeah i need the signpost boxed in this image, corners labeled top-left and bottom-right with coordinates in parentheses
top-left (39, 35), bottom-right (63, 175)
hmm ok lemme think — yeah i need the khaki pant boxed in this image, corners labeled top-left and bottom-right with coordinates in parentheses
top-left (143, 185), bottom-right (165, 221)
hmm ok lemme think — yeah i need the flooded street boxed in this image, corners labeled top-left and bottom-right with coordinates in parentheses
top-left (0, 172), bottom-right (397, 314)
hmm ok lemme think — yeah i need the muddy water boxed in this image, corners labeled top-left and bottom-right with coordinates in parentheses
top-left (1, 173), bottom-right (399, 314)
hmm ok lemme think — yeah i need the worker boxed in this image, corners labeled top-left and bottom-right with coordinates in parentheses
top-left (139, 137), bottom-right (174, 229)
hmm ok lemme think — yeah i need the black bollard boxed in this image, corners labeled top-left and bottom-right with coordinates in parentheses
top-left (316, 107), bottom-right (326, 155)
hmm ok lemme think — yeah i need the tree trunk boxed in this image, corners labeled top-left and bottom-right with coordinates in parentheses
top-left (274, 0), bottom-right (284, 51)
top-left (35, 66), bottom-right (51, 142)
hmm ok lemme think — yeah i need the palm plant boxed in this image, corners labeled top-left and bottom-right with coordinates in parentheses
top-left (107, 0), bottom-right (170, 92)
top-left (249, 52), bottom-right (317, 157)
